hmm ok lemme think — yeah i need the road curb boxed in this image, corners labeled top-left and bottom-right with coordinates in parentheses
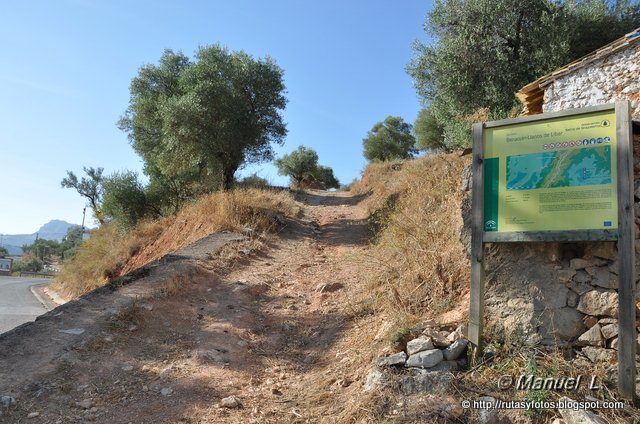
top-left (29, 285), bottom-right (54, 311)
top-left (43, 287), bottom-right (67, 306)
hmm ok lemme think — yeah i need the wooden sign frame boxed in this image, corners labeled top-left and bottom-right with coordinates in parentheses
top-left (470, 101), bottom-right (636, 400)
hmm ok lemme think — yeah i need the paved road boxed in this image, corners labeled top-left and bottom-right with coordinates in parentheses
top-left (0, 276), bottom-right (50, 334)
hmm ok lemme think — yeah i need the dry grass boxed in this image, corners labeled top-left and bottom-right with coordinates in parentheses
top-left (354, 153), bottom-right (470, 322)
top-left (55, 188), bottom-right (300, 299)
top-left (460, 346), bottom-right (639, 423)
top-left (52, 224), bottom-right (121, 298)
top-left (345, 155), bottom-right (640, 422)
top-left (297, 153), bottom-right (474, 423)
top-left (156, 275), bottom-right (189, 298)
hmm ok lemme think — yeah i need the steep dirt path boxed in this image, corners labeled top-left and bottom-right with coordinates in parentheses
top-left (1, 190), bottom-right (373, 423)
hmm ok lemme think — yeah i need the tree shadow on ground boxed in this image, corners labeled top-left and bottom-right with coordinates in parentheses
top-left (295, 191), bottom-right (368, 207)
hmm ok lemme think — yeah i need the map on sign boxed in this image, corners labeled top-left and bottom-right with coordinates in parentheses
top-left (506, 145), bottom-right (612, 191)
top-left (482, 108), bottom-right (618, 233)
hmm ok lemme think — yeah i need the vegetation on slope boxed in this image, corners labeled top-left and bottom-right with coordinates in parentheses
top-left (352, 152), bottom-right (470, 322)
top-left (408, 0), bottom-right (640, 151)
top-left (54, 188), bottom-right (300, 298)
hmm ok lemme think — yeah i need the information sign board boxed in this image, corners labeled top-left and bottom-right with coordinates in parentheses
top-left (483, 109), bottom-right (617, 233)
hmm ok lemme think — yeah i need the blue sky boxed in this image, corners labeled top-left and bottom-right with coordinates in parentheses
top-left (0, 0), bottom-right (432, 234)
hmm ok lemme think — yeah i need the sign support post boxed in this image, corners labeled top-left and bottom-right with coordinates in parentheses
top-left (616, 101), bottom-right (636, 400)
top-left (469, 122), bottom-right (486, 364)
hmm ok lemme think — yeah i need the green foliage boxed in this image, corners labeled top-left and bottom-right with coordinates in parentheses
top-left (563, 0), bottom-right (640, 59)
top-left (275, 145), bottom-right (340, 189)
top-left (24, 239), bottom-right (61, 261)
top-left (314, 165), bottom-right (340, 189)
top-left (62, 165), bottom-right (155, 229)
top-left (407, 0), bottom-right (640, 151)
top-left (362, 116), bottom-right (417, 162)
top-left (237, 173), bottom-right (270, 189)
top-left (522, 355), bottom-right (551, 418)
top-left (274, 145), bottom-right (318, 184)
top-left (275, 145), bottom-right (320, 185)
top-left (12, 254), bottom-right (44, 273)
top-left (142, 165), bottom-right (198, 216)
top-left (391, 327), bottom-right (410, 346)
top-left (102, 171), bottom-right (148, 229)
top-left (61, 167), bottom-right (105, 224)
top-left (0, 247), bottom-right (7, 257)
top-left (119, 45), bottom-right (288, 191)
top-left (413, 108), bottom-right (445, 151)
top-left (18, 228), bottom-right (83, 262)
top-left (59, 227), bottom-right (83, 260)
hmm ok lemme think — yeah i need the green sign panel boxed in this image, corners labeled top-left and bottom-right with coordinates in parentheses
top-left (483, 109), bottom-right (617, 233)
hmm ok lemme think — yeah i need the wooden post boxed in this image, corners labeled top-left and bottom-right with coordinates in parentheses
top-left (616, 100), bottom-right (636, 401)
top-left (469, 123), bottom-right (486, 364)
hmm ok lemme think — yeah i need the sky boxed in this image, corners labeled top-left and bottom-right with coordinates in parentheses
top-left (0, 0), bottom-right (432, 235)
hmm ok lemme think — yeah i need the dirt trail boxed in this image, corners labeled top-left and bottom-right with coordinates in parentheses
top-left (0, 190), bottom-right (373, 423)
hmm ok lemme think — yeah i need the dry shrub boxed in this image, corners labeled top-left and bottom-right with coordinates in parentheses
top-left (357, 153), bottom-right (470, 319)
top-left (463, 347), bottom-right (639, 423)
top-left (120, 188), bottom-right (299, 275)
top-left (156, 275), bottom-right (188, 298)
top-left (56, 188), bottom-right (299, 299)
top-left (53, 224), bottom-right (131, 298)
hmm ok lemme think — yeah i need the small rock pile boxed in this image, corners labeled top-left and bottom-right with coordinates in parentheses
top-left (378, 324), bottom-right (469, 370)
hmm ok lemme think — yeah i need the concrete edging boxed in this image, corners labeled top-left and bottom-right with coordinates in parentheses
top-left (29, 285), bottom-right (54, 311)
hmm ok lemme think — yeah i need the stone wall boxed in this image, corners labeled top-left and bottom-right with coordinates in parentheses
top-left (543, 43), bottom-right (640, 119)
top-left (464, 44), bottom-right (640, 365)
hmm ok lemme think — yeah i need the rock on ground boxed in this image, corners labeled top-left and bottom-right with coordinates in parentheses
top-left (400, 369), bottom-right (452, 395)
top-left (75, 399), bottom-right (93, 409)
top-left (378, 351), bottom-right (407, 367)
top-left (578, 323), bottom-right (604, 347)
top-left (220, 395), bottom-right (242, 408)
top-left (406, 337), bottom-right (434, 356)
top-left (443, 339), bottom-right (468, 361)
top-left (406, 349), bottom-right (444, 369)
top-left (422, 328), bottom-right (451, 347)
top-left (363, 368), bottom-right (386, 392)
top-left (558, 396), bottom-right (606, 423)
top-left (476, 396), bottom-right (498, 424)
top-left (581, 347), bottom-right (616, 363)
top-left (0, 395), bottom-right (16, 407)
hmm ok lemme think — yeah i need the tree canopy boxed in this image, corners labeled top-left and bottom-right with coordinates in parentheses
top-left (413, 108), bottom-right (445, 152)
top-left (314, 166), bottom-right (340, 189)
top-left (101, 171), bottom-right (148, 229)
top-left (275, 145), bottom-right (340, 189)
top-left (275, 146), bottom-right (320, 185)
top-left (118, 46), bottom-right (288, 191)
top-left (60, 167), bottom-right (105, 224)
top-left (407, 0), bottom-right (640, 151)
top-left (362, 116), bottom-right (417, 162)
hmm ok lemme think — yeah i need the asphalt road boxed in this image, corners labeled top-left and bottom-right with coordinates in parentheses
top-left (0, 276), bottom-right (50, 334)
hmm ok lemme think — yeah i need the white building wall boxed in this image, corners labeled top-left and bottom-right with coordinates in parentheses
top-left (543, 44), bottom-right (640, 119)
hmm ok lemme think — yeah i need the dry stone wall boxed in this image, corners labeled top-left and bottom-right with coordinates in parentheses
top-left (543, 43), bottom-right (640, 119)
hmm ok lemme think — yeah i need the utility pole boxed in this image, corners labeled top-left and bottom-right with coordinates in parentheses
top-left (81, 207), bottom-right (86, 233)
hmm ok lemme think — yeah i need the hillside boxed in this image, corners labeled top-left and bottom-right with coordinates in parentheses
top-left (0, 154), bottom-right (636, 423)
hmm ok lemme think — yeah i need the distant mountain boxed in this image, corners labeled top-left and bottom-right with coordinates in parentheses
top-left (1, 220), bottom-right (80, 255)
top-left (37, 220), bottom-right (80, 241)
